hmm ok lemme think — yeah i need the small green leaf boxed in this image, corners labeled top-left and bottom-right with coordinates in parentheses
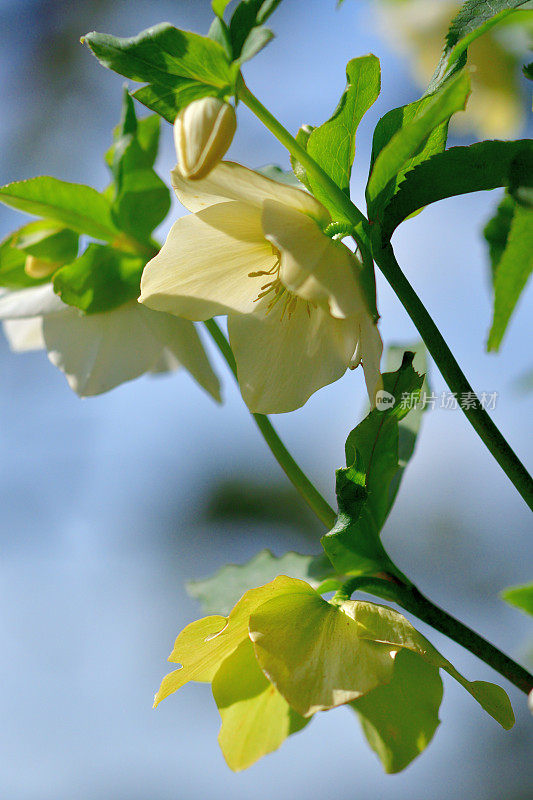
top-left (14, 222), bottom-right (78, 263)
top-left (501, 582), bottom-right (533, 616)
top-left (427, 0), bottom-right (531, 94)
top-left (305, 55), bottom-right (380, 211)
top-left (208, 16), bottom-right (233, 59)
top-left (0, 226), bottom-right (52, 289)
top-left (382, 140), bottom-right (533, 239)
top-left (109, 91), bottom-right (170, 240)
top-left (212, 639), bottom-right (309, 771)
top-left (321, 352), bottom-right (425, 577)
top-left (487, 203), bottom-right (532, 350)
top-left (212, 0), bottom-right (232, 17)
top-left (351, 649), bottom-right (443, 774)
top-left (249, 587), bottom-right (398, 717)
top-left (256, 164), bottom-right (304, 188)
top-left (84, 24), bottom-right (233, 122)
top-left (290, 124), bottom-right (314, 191)
top-left (229, 0), bottom-right (282, 59)
top-left (52, 243), bottom-right (144, 314)
top-left (0, 177), bottom-right (119, 241)
top-left (239, 25), bottom-right (274, 63)
top-left (187, 549), bottom-right (336, 615)
top-left (484, 193), bottom-right (516, 282)
top-left (367, 71), bottom-right (470, 219)
top-left (154, 576), bottom-right (307, 707)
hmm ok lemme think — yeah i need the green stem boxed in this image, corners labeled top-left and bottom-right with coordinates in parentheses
top-left (336, 577), bottom-right (533, 694)
top-left (374, 242), bottom-right (533, 511)
top-left (203, 318), bottom-right (336, 528)
top-left (238, 79), bottom-right (533, 510)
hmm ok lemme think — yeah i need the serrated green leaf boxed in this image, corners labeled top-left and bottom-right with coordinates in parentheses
top-left (351, 648), bottom-right (443, 774)
top-left (367, 70), bottom-right (470, 219)
top-left (321, 352), bottom-right (425, 577)
top-left (187, 549), bottom-right (336, 615)
top-left (487, 203), bottom-right (533, 350)
top-left (305, 55), bottom-right (380, 211)
top-left (501, 582), bottom-right (533, 616)
top-left (382, 140), bottom-right (533, 239)
top-left (212, 639), bottom-right (309, 771)
top-left (52, 243), bottom-right (144, 314)
top-left (84, 24), bottom-right (233, 122)
top-left (427, 0), bottom-right (530, 94)
top-left (0, 177), bottom-right (119, 241)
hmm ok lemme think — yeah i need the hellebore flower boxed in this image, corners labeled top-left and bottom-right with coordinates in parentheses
top-left (140, 161), bottom-right (383, 413)
top-left (0, 283), bottom-right (220, 399)
top-left (154, 576), bottom-right (513, 772)
top-left (174, 97), bottom-right (237, 180)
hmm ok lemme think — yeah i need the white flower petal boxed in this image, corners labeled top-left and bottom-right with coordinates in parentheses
top-left (171, 161), bottom-right (330, 225)
top-left (2, 318), bottom-right (45, 351)
top-left (43, 301), bottom-right (164, 397)
top-left (0, 284), bottom-right (64, 319)
top-left (140, 201), bottom-right (275, 320)
top-left (261, 200), bottom-right (364, 319)
top-left (228, 302), bottom-right (360, 414)
top-left (139, 305), bottom-right (221, 401)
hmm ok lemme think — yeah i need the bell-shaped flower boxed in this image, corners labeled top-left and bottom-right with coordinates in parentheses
top-left (0, 283), bottom-right (220, 399)
top-left (139, 161), bottom-right (383, 414)
top-left (174, 97), bottom-right (237, 180)
top-left (154, 576), bottom-right (513, 772)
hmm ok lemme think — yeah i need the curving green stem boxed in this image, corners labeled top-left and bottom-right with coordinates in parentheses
top-left (334, 577), bottom-right (533, 695)
top-left (203, 318), bottom-right (336, 528)
top-left (238, 79), bottom-right (533, 511)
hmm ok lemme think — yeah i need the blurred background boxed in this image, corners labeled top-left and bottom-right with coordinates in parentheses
top-left (0, 1), bottom-right (532, 798)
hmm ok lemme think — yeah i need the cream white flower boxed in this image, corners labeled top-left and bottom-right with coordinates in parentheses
top-left (174, 97), bottom-right (237, 180)
top-left (0, 284), bottom-right (220, 399)
top-left (139, 161), bottom-right (382, 414)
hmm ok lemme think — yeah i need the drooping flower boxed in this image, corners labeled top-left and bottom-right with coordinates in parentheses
top-left (139, 161), bottom-right (383, 414)
top-left (154, 575), bottom-right (513, 772)
top-left (0, 283), bottom-right (220, 399)
top-left (174, 97), bottom-right (237, 180)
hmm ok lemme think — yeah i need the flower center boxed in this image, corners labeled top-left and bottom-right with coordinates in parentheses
top-left (248, 247), bottom-right (313, 321)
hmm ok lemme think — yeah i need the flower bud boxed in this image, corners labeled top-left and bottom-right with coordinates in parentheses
top-left (174, 97), bottom-right (236, 180)
top-left (24, 255), bottom-right (60, 279)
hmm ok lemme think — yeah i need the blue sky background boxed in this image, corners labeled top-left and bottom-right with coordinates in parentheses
top-left (0, 1), bottom-right (532, 798)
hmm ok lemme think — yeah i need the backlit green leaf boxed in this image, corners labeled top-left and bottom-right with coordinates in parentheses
top-left (487, 203), bottom-right (533, 350)
top-left (154, 576), bottom-right (304, 707)
top-left (187, 549), bottom-right (336, 615)
top-left (0, 226), bottom-right (52, 289)
top-left (249, 587), bottom-right (398, 717)
top-left (0, 177), bottom-right (119, 241)
top-left (427, 0), bottom-right (531, 94)
top-left (367, 70), bottom-right (470, 219)
top-left (321, 352), bottom-right (425, 577)
top-left (52, 243), bottom-right (144, 314)
top-left (84, 24), bottom-right (233, 122)
top-left (229, 0), bottom-right (282, 59)
top-left (484, 193), bottom-right (516, 282)
top-left (501, 582), bottom-right (533, 616)
top-left (14, 222), bottom-right (78, 263)
top-left (382, 139), bottom-right (533, 238)
top-left (351, 649), bottom-right (443, 773)
top-left (305, 55), bottom-right (380, 210)
top-left (212, 0), bottom-right (232, 17)
top-left (212, 639), bottom-right (309, 771)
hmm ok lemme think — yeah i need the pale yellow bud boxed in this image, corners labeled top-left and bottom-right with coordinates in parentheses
top-left (174, 97), bottom-right (236, 180)
top-left (24, 255), bottom-right (60, 279)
